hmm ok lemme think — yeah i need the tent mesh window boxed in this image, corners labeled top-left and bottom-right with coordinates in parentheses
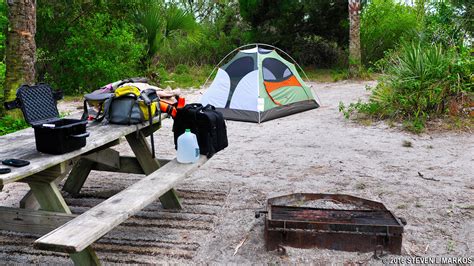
top-left (262, 58), bottom-right (293, 82)
top-left (225, 56), bottom-right (255, 78)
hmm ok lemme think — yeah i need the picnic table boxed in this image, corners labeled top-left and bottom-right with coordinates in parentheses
top-left (0, 116), bottom-right (207, 265)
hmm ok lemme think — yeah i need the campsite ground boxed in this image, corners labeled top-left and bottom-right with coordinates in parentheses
top-left (0, 80), bottom-right (472, 264)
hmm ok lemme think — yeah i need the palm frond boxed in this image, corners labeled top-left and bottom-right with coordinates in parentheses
top-left (136, 1), bottom-right (202, 57)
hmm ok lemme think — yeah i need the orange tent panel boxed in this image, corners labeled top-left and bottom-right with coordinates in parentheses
top-left (264, 75), bottom-right (302, 94)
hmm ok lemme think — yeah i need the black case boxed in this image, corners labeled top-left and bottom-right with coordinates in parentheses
top-left (172, 103), bottom-right (228, 158)
top-left (14, 84), bottom-right (89, 155)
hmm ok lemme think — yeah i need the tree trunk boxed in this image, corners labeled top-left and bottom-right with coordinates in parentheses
top-left (1, 0), bottom-right (36, 117)
top-left (349, 0), bottom-right (361, 77)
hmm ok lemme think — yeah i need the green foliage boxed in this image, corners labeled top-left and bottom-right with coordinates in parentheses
top-left (422, 1), bottom-right (465, 48)
top-left (361, 0), bottom-right (419, 65)
top-left (0, 1), bottom-right (7, 59)
top-left (0, 1), bottom-right (7, 114)
top-left (35, 1), bottom-right (146, 94)
top-left (136, 1), bottom-right (201, 58)
top-left (403, 118), bottom-right (425, 133)
top-left (152, 2), bottom-right (249, 67)
top-left (450, 0), bottom-right (474, 37)
top-left (293, 35), bottom-right (347, 68)
top-left (345, 0), bottom-right (473, 132)
top-left (39, 13), bottom-right (145, 94)
top-left (341, 41), bottom-right (473, 133)
top-left (239, 0), bottom-right (348, 68)
top-left (339, 100), bottom-right (382, 119)
top-left (0, 116), bottom-right (29, 136)
top-left (148, 64), bottom-right (214, 89)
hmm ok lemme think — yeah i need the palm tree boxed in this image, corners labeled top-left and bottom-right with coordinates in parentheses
top-left (349, 0), bottom-right (361, 77)
top-left (2, 0), bottom-right (36, 116)
top-left (136, 1), bottom-right (201, 61)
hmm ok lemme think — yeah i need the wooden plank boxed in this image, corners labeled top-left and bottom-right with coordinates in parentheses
top-left (84, 139), bottom-right (121, 154)
top-left (70, 247), bottom-right (101, 265)
top-left (140, 121), bottom-right (161, 137)
top-left (126, 132), bottom-right (182, 209)
top-left (0, 116), bottom-right (165, 185)
top-left (21, 163), bottom-right (72, 210)
top-left (92, 156), bottom-right (143, 175)
top-left (27, 178), bottom-right (100, 264)
top-left (0, 206), bottom-right (75, 235)
top-left (83, 148), bottom-right (120, 169)
top-left (34, 156), bottom-right (207, 253)
top-left (159, 189), bottom-right (182, 209)
top-left (20, 162), bottom-right (69, 183)
top-left (91, 156), bottom-right (170, 175)
top-left (28, 181), bottom-right (71, 214)
top-left (62, 159), bottom-right (94, 196)
top-left (19, 190), bottom-right (40, 210)
top-left (125, 131), bottom-right (161, 174)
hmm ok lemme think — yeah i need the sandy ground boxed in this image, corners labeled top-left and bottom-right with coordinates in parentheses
top-left (0, 80), bottom-right (472, 264)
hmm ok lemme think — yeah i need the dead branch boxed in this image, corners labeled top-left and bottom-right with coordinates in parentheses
top-left (418, 172), bottom-right (440, 182)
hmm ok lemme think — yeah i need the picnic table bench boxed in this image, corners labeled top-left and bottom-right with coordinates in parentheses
top-left (0, 116), bottom-right (208, 265)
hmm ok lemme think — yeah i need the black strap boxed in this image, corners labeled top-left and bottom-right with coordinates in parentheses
top-left (81, 98), bottom-right (111, 122)
top-left (4, 99), bottom-right (21, 110)
top-left (147, 103), bottom-right (155, 158)
top-left (115, 77), bottom-right (149, 89)
top-left (53, 91), bottom-right (63, 101)
top-left (202, 104), bottom-right (215, 111)
top-left (81, 100), bottom-right (89, 120)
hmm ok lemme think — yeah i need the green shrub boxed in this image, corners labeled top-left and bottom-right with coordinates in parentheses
top-left (340, 41), bottom-right (473, 132)
top-left (361, 0), bottom-right (419, 66)
top-left (292, 35), bottom-right (347, 68)
top-left (422, 1), bottom-right (465, 48)
top-left (40, 13), bottom-right (146, 94)
top-left (146, 64), bottom-right (214, 89)
top-left (0, 116), bottom-right (29, 136)
top-left (175, 64), bottom-right (189, 75)
top-left (154, 18), bottom-right (250, 67)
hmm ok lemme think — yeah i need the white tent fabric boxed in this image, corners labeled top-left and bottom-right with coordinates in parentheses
top-left (229, 70), bottom-right (259, 111)
top-left (201, 68), bottom-right (230, 107)
top-left (240, 47), bottom-right (259, 53)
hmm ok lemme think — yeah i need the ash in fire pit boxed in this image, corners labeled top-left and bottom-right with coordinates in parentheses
top-left (297, 199), bottom-right (371, 210)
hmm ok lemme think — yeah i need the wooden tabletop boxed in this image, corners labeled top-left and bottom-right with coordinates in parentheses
top-left (0, 118), bottom-right (163, 186)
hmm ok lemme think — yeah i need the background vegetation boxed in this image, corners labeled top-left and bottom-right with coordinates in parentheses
top-left (341, 0), bottom-right (473, 132)
top-left (0, 0), bottom-right (472, 135)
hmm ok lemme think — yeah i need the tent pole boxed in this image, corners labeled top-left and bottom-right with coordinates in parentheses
top-left (202, 43), bottom-right (258, 88)
top-left (256, 43), bottom-right (261, 124)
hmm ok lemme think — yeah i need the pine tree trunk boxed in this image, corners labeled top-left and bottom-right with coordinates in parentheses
top-left (1, 0), bottom-right (36, 117)
top-left (349, 0), bottom-right (361, 77)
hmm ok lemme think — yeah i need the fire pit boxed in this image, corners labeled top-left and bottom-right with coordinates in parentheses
top-left (256, 193), bottom-right (406, 254)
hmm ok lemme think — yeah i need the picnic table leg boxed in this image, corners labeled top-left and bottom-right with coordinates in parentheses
top-left (63, 140), bottom-right (121, 196)
top-left (63, 159), bottom-right (94, 196)
top-left (28, 178), bottom-right (101, 265)
top-left (21, 163), bottom-right (74, 210)
top-left (20, 190), bottom-right (40, 210)
top-left (126, 131), bottom-right (183, 209)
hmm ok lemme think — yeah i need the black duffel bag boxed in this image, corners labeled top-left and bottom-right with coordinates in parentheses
top-left (173, 103), bottom-right (228, 158)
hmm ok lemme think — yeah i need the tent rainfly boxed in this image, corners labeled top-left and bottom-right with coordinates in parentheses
top-left (200, 44), bottom-right (320, 123)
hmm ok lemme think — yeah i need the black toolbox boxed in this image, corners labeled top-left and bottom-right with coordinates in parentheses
top-left (5, 84), bottom-right (89, 155)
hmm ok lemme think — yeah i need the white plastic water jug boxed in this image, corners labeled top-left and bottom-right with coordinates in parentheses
top-left (177, 129), bottom-right (200, 163)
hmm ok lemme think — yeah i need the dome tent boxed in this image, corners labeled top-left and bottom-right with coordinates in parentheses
top-left (201, 44), bottom-right (319, 123)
